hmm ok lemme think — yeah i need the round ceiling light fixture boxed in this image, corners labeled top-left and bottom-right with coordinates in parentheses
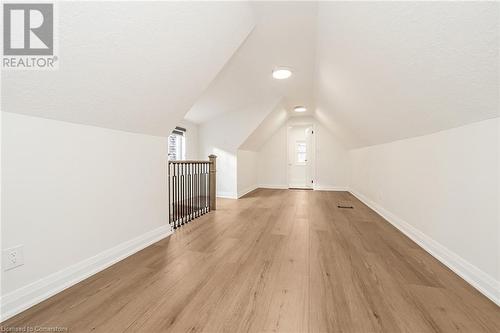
top-left (272, 67), bottom-right (292, 80)
top-left (294, 106), bottom-right (307, 113)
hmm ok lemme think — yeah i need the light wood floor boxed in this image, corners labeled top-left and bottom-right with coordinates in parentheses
top-left (3, 189), bottom-right (499, 332)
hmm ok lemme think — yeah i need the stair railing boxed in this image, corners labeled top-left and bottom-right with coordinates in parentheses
top-left (168, 155), bottom-right (217, 229)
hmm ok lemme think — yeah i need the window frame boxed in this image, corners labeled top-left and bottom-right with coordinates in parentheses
top-left (295, 140), bottom-right (307, 165)
top-left (168, 127), bottom-right (186, 161)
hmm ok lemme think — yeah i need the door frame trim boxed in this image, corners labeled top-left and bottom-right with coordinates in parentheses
top-left (286, 122), bottom-right (315, 189)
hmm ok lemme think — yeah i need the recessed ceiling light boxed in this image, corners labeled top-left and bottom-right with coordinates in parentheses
top-left (294, 106), bottom-right (307, 113)
top-left (272, 67), bottom-right (292, 80)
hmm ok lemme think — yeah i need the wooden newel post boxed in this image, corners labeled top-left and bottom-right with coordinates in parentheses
top-left (209, 154), bottom-right (217, 211)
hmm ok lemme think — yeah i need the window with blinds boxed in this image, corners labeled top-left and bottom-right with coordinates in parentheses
top-left (168, 126), bottom-right (186, 161)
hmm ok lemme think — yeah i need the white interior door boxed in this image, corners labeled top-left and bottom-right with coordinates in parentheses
top-left (288, 125), bottom-right (313, 189)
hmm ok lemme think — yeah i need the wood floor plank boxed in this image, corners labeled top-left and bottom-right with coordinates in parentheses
top-left (2, 189), bottom-right (499, 332)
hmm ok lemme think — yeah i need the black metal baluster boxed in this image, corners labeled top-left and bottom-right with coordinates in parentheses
top-left (168, 162), bottom-right (171, 225)
top-left (202, 163), bottom-right (205, 214)
top-left (193, 163), bottom-right (195, 219)
top-left (191, 163), bottom-right (194, 221)
top-left (200, 163), bottom-right (203, 216)
top-left (195, 163), bottom-right (198, 218)
top-left (197, 163), bottom-right (200, 217)
top-left (188, 163), bottom-right (193, 221)
top-left (205, 162), bottom-right (208, 213)
top-left (204, 163), bottom-right (207, 214)
top-left (184, 163), bottom-right (188, 224)
top-left (207, 161), bottom-right (210, 213)
top-left (173, 163), bottom-right (176, 229)
top-left (172, 163), bottom-right (177, 229)
top-left (179, 163), bottom-right (182, 225)
top-left (200, 163), bottom-right (204, 215)
top-left (176, 163), bottom-right (180, 229)
top-left (179, 163), bottom-right (182, 226)
top-left (185, 163), bottom-right (187, 224)
top-left (174, 163), bottom-right (177, 229)
top-left (203, 163), bottom-right (207, 214)
top-left (192, 163), bottom-right (195, 221)
top-left (182, 163), bottom-right (185, 225)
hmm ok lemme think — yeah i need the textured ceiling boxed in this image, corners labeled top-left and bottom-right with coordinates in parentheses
top-left (189, 1), bottom-right (499, 148)
top-left (1, 2), bottom-right (254, 136)
top-left (2, 1), bottom-right (498, 149)
top-left (184, 1), bottom-right (318, 124)
top-left (315, 1), bottom-right (499, 147)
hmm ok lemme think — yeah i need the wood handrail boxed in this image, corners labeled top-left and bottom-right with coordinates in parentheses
top-left (168, 160), bottom-right (211, 164)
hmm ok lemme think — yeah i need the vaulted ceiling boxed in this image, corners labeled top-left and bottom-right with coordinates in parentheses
top-left (315, 1), bottom-right (499, 147)
top-left (3, 1), bottom-right (498, 149)
top-left (185, 1), bottom-right (318, 124)
top-left (2, 2), bottom-right (255, 136)
top-left (190, 1), bottom-right (499, 148)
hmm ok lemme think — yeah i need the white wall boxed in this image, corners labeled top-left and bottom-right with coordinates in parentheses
top-left (198, 100), bottom-right (278, 198)
top-left (350, 117), bottom-right (499, 304)
top-left (256, 117), bottom-right (350, 190)
top-left (257, 125), bottom-right (288, 188)
top-left (1, 113), bottom-right (171, 319)
top-left (236, 150), bottom-right (258, 198)
top-left (314, 121), bottom-right (350, 190)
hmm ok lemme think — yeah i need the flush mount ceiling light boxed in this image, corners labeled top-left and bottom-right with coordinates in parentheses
top-left (272, 67), bottom-right (292, 80)
top-left (294, 106), bottom-right (307, 113)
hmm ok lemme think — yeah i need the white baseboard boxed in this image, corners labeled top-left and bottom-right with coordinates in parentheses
top-left (314, 185), bottom-right (348, 191)
top-left (217, 191), bottom-right (238, 199)
top-left (0, 225), bottom-right (173, 322)
top-left (258, 185), bottom-right (348, 192)
top-left (258, 184), bottom-right (288, 189)
top-left (237, 185), bottom-right (258, 198)
top-left (349, 189), bottom-right (500, 306)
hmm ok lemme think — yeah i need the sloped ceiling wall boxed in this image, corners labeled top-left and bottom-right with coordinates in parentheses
top-left (239, 101), bottom-right (288, 151)
top-left (3, 1), bottom-right (497, 149)
top-left (198, 98), bottom-right (281, 197)
top-left (185, 1), bottom-right (318, 124)
top-left (1, 2), bottom-right (255, 136)
top-left (199, 98), bottom-right (282, 156)
top-left (188, 1), bottom-right (499, 151)
top-left (315, 1), bottom-right (499, 148)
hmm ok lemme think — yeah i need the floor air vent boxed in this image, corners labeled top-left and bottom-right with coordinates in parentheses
top-left (337, 201), bottom-right (354, 209)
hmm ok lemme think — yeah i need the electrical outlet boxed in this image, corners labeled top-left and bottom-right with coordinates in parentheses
top-left (3, 245), bottom-right (24, 271)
